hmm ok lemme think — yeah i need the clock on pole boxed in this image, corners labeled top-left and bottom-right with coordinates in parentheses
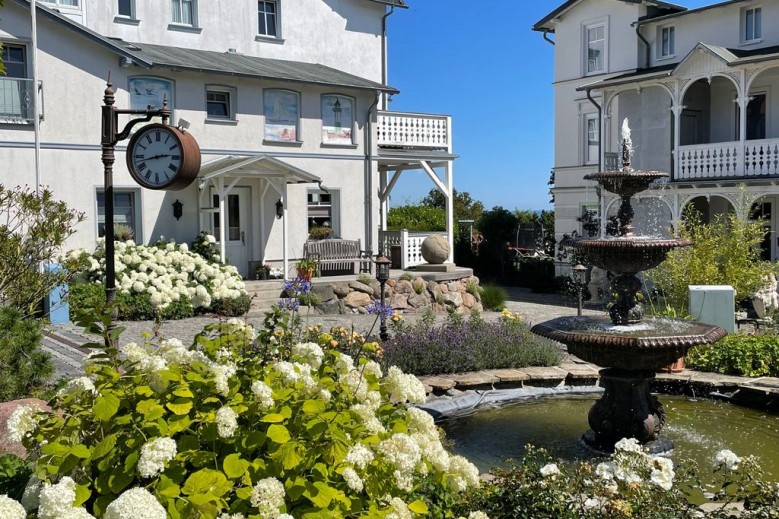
top-left (126, 123), bottom-right (200, 190)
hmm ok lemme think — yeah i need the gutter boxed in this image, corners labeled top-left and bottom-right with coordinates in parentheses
top-left (634, 23), bottom-right (651, 69)
top-left (542, 29), bottom-right (555, 46)
top-left (381, 5), bottom-right (396, 109)
top-left (365, 91), bottom-right (381, 253)
top-left (586, 88), bottom-right (602, 173)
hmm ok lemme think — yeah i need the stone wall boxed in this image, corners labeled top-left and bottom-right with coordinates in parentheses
top-left (307, 272), bottom-right (483, 315)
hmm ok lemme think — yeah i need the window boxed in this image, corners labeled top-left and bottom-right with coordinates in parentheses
top-left (321, 95), bottom-right (354, 144)
top-left (206, 86), bottom-right (236, 121)
top-left (264, 89), bottom-right (299, 142)
top-left (96, 190), bottom-right (140, 239)
top-left (744, 7), bottom-right (762, 42)
top-left (258, 1), bottom-right (278, 37)
top-left (40, 0), bottom-right (79, 7)
top-left (585, 23), bottom-right (606, 74)
top-left (118, 0), bottom-right (134, 18)
top-left (746, 92), bottom-right (766, 140)
top-left (585, 113), bottom-right (599, 164)
top-left (129, 76), bottom-right (174, 123)
top-left (660, 26), bottom-right (675, 57)
top-left (0, 44), bottom-right (33, 123)
top-left (171, 0), bottom-right (196, 26)
top-left (307, 190), bottom-right (339, 235)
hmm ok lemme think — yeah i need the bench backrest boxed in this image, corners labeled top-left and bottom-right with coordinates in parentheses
top-left (304, 239), bottom-right (362, 260)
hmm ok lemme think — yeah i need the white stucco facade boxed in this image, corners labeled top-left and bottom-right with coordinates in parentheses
top-left (536, 0), bottom-right (779, 268)
top-left (1, 0), bottom-right (454, 278)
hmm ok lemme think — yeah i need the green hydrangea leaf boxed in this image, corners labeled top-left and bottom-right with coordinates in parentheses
top-left (166, 399), bottom-right (193, 415)
top-left (408, 500), bottom-right (429, 514)
top-left (267, 424), bottom-right (290, 444)
top-left (182, 469), bottom-right (232, 497)
top-left (92, 434), bottom-right (117, 460)
top-left (223, 453), bottom-right (249, 479)
top-left (260, 413), bottom-right (286, 423)
top-left (94, 394), bottom-right (120, 421)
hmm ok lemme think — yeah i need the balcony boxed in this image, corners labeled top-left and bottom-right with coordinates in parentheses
top-left (676, 139), bottom-right (779, 180)
top-left (0, 78), bottom-right (36, 124)
top-left (376, 110), bottom-right (451, 151)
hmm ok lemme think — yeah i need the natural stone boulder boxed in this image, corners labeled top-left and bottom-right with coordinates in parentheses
top-left (317, 299), bottom-right (341, 315)
top-left (344, 291), bottom-right (372, 308)
top-left (332, 282), bottom-right (351, 297)
top-left (421, 235), bottom-right (450, 264)
top-left (390, 293), bottom-right (410, 309)
top-left (462, 292), bottom-right (477, 308)
top-left (349, 281), bottom-right (374, 295)
top-left (408, 293), bottom-right (430, 308)
top-left (311, 284), bottom-right (335, 302)
top-left (394, 280), bottom-right (414, 295)
top-left (447, 281), bottom-right (460, 292)
top-left (443, 291), bottom-right (463, 307)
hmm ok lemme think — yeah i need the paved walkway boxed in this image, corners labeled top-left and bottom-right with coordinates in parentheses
top-left (41, 290), bottom-right (600, 380)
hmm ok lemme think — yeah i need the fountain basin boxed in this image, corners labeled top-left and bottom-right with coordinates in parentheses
top-left (583, 170), bottom-right (669, 198)
top-left (531, 316), bottom-right (727, 371)
top-left (575, 238), bottom-right (692, 274)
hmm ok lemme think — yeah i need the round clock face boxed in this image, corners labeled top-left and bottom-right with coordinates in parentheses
top-left (128, 125), bottom-right (183, 188)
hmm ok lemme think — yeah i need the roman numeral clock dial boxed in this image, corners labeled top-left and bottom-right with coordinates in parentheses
top-left (126, 123), bottom-right (201, 190)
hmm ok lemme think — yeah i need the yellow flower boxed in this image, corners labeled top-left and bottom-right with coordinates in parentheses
top-left (330, 340), bottom-right (339, 348)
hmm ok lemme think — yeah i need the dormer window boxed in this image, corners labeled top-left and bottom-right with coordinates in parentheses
top-left (743, 6), bottom-right (762, 43)
top-left (660, 26), bottom-right (675, 58)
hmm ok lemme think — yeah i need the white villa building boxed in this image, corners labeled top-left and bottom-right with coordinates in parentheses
top-left (535, 0), bottom-right (779, 264)
top-left (0, 0), bottom-right (456, 278)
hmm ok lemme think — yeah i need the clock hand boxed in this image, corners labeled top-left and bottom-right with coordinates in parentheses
top-left (146, 154), bottom-right (171, 160)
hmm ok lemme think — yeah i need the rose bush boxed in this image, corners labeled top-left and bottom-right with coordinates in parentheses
top-left (68, 236), bottom-right (249, 320)
top-left (6, 313), bottom-right (486, 518)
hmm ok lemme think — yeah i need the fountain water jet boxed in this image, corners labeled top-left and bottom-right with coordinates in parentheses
top-left (532, 119), bottom-right (727, 453)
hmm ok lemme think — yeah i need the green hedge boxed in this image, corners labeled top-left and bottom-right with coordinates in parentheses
top-left (687, 334), bottom-right (779, 378)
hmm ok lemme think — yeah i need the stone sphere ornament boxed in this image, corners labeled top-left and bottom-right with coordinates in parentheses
top-left (420, 235), bottom-right (449, 264)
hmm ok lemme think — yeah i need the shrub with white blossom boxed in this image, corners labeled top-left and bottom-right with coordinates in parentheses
top-left (7, 313), bottom-right (486, 518)
top-left (68, 236), bottom-right (250, 320)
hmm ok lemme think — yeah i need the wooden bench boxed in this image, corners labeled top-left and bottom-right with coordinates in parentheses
top-left (304, 239), bottom-right (372, 276)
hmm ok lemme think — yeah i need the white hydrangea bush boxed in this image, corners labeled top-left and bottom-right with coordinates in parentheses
top-left (67, 236), bottom-right (248, 319)
top-left (10, 317), bottom-right (485, 518)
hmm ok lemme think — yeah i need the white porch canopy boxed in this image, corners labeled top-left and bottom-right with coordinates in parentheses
top-left (198, 154), bottom-right (321, 278)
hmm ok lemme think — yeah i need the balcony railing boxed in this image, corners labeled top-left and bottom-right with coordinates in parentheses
top-left (0, 78), bottom-right (36, 124)
top-left (376, 110), bottom-right (450, 150)
top-left (676, 138), bottom-right (779, 180)
top-left (379, 229), bottom-right (440, 269)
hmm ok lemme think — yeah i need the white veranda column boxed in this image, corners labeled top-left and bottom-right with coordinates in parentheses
top-left (218, 177), bottom-right (227, 263)
top-left (445, 160), bottom-right (454, 263)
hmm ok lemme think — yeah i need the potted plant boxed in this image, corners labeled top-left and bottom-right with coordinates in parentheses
top-left (295, 257), bottom-right (318, 281)
top-left (308, 225), bottom-right (333, 240)
top-left (255, 264), bottom-right (272, 280)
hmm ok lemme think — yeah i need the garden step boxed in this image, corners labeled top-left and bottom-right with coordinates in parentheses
top-left (450, 372), bottom-right (500, 390)
top-left (559, 363), bottom-right (600, 386)
top-left (416, 376), bottom-right (456, 395)
top-left (488, 369), bottom-right (530, 388)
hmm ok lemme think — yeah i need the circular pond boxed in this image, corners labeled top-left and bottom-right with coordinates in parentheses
top-left (440, 395), bottom-right (779, 479)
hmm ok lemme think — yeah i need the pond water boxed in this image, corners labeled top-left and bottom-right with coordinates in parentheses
top-left (440, 395), bottom-right (779, 480)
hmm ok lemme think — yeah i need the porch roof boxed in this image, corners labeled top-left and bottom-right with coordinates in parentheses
top-left (199, 155), bottom-right (321, 184)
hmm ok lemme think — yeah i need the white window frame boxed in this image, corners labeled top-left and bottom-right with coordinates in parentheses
top-left (115, 0), bottom-right (138, 22)
top-left (263, 88), bottom-right (300, 143)
top-left (742, 6), bottom-right (762, 44)
top-left (205, 85), bottom-right (237, 122)
top-left (39, 0), bottom-right (80, 9)
top-left (307, 189), bottom-right (340, 236)
top-left (170, 0), bottom-right (198, 28)
top-left (257, 0), bottom-right (281, 39)
top-left (584, 113), bottom-right (600, 165)
top-left (95, 188), bottom-right (142, 241)
top-left (583, 20), bottom-right (607, 76)
top-left (658, 25), bottom-right (675, 59)
top-left (321, 94), bottom-right (355, 145)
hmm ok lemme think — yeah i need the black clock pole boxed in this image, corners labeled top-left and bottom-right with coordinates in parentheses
top-left (100, 76), bottom-right (170, 346)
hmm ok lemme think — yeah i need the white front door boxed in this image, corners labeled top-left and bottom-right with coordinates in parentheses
top-left (211, 186), bottom-right (251, 278)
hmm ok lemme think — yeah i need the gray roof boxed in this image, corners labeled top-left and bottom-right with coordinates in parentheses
top-left (533, 0), bottom-right (684, 32)
top-left (12, 0), bottom-right (398, 93)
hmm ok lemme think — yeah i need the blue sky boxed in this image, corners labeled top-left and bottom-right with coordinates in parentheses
top-left (385, 0), bottom-right (713, 212)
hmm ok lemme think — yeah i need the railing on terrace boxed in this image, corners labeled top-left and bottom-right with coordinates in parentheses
top-left (604, 152), bottom-right (620, 171)
top-left (676, 138), bottom-right (779, 179)
top-left (0, 78), bottom-right (36, 124)
top-left (379, 229), bottom-right (440, 269)
top-left (376, 110), bottom-right (450, 150)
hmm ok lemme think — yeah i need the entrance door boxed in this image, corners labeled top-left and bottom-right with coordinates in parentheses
top-left (211, 186), bottom-right (251, 278)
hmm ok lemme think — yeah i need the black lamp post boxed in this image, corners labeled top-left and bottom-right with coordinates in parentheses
top-left (572, 263), bottom-right (587, 317)
top-left (374, 254), bottom-right (391, 341)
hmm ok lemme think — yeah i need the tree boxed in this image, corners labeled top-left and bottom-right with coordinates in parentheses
top-left (421, 188), bottom-right (484, 224)
top-left (387, 205), bottom-right (445, 231)
top-left (0, 185), bottom-right (86, 317)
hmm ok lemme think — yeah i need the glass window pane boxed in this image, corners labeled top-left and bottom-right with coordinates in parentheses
top-left (182, 0), bottom-right (193, 24)
top-left (264, 90), bottom-right (298, 141)
top-left (266, 16), bottom-right (276, 36)
top-left (118, 0), bottom-right (132, 16)
top-left (755, 9), bottom-right (762, 39)
top-left (228, 194), bottom-right (240, 241)
top-left (96, 191), bottom-right (136, 238)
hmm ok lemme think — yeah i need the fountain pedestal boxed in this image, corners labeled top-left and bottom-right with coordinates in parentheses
top-left (583, 368), bottom-right (673, 454)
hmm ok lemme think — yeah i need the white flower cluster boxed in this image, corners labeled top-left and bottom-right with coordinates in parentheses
top-left (70, 238), bottom-right (247, 310)
top-left (138, 437), bottom-right (178, 478)
top-left (540, 462), bottom-right (561, 479)
top-left (0, 495), bottom-right (25, 519)
top-left (383, 366), bottom-right (427, 404)
top-left (715, 449), bottom-right (741, 471)
top-left (6, 403), bottom-right (45, 443)
top-left (291, 342), bottom-right (324, 369)
top-left (251, 380), bottom-right (274, 409)
top-left (595, 438), bottom-right (675, 491)
top-left (38, 476), bottom-right (96, 519)
top-left (104, 487), bottom-right (167, 519)
top-left (216, 406), bottom-right (239, 438)
top-left (250, 477), bottom-right (286, 519)
top-left (57, 376), bottom-right (97, 397)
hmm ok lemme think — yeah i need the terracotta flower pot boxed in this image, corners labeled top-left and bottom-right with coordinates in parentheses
top-left (298, 267), bottom-right (314, 281)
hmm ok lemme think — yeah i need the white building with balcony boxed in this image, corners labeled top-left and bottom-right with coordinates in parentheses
top-left (535, 0), bottom-right (779, 262)
top-left (0, 0), bottom-right (456, 278)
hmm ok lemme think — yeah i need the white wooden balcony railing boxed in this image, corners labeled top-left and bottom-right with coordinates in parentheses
top-left (676, 138), bottom-right (779, 179)
top-left (376, 110), bottom-right (451, 150)
top-left (0, 78), bottom-right (37, 124)
top-left (379, 229), bottom-right (440, 269)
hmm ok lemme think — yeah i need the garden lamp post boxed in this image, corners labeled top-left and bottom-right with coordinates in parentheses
top-left (374, 254), bottom-right (391, 341)
top-left (572, 263), bottom-right (587, 317)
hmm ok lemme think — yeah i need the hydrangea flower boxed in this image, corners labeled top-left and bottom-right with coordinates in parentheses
top-left (650, 456), bottom-right (675, 490)
top-left (251, 380), bottom-right (274, 408)
top-left (6, 403), bottom-right (45, 443)
top-left (715, 449), bottom-right (741, 471)
top-left (345, 444), bottom-right (375, 470)
top-left (57, 377), bottom-right (97, 397)
top-left (38, 476), bottom-right (76, 519)
top-left (292, 342), bottom-right (324, 369)
top-left (0, 495), bottom-right (26, 519)
top-left (250, 477), bottom-right (286, 518)
top-left (216, 406), bottom-right (239, 438)
top-left (540, 462), bottom-right (561, 479)
top-left (138, 437), bottom-right (177, 478)
top-left (104, 487), bottom-right (166, 519)
top-left (383, 366), bottom-right (427, 404)
top-left (447, 455), bottom-right (481, 492)
top-left (341, 467), bottom-right (364, 493)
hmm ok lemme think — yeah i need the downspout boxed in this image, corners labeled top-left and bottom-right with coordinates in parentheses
top-left (586, 88), bottom-right (602, 173)
top-left (635, 23), bottom-right (650, 69)
top-left (542, 29), bottom-right (555, 46)
top-left (381, 5), bottom-right (395, 109)
top-left (365, 91), bottom-right (380, 255)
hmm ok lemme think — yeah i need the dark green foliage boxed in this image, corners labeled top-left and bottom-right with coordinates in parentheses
top-left (387, 205), bottom-right (446, 231)
top-left (0, 453), bottom-right (31, 501)
top-left (0, 306), bottom-right (53, 399)
top-left (381, 314), bottom-right (562, 376)
top-left (687, 334), bottom-right (779, 377)
top-left (480, 283), bottom-right (508, 311)
top-left (190, 231), bottom-right (222, 263)
top-left (209, 293), bottom-right (251, 317)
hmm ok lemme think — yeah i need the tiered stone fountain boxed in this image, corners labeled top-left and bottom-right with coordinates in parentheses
top-left (532, 121), bottom-right (727, 453)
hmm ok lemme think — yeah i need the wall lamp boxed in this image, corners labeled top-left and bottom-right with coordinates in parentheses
top-left (275, 198), bottom-right (284, 219)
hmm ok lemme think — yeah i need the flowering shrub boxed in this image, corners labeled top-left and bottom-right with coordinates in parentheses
top-left (381, 312), bottom-right (562, 376)
top-left (462, 442), bottom-right (779, 518)
top-left (190, 231), bottom-right (222, 263)
top-left (68, 237), bottom-right (249, 320)
top-left (7, 315), bottom-right (487, 517)
top-left (687, 333), bottom-right (779, 378)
